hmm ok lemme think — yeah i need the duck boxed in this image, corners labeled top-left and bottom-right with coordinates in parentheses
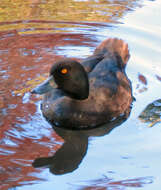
top-left (32, 38), bottom-right (133, 129)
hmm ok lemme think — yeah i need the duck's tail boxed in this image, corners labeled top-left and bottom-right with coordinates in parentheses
top-left (94, 38), bottom-right (130, 68)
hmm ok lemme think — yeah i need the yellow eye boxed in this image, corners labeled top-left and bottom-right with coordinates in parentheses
top-left (61, 68), bottom-right (68, 74)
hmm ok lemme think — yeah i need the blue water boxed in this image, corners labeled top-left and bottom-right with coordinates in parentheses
top-left (0, 0), bottom-right (161, 189)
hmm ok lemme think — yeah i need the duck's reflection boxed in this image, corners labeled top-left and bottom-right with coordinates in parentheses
top-left (32, 109), bottom-right (131, 175)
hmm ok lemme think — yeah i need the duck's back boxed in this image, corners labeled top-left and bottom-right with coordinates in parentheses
top-left (42, 38), bottom-right (133, 129)
top-left (81, 38), bottom-right (130, 73)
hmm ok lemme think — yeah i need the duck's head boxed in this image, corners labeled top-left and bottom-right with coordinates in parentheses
top-left (31, 58), bottom-right (89, 100)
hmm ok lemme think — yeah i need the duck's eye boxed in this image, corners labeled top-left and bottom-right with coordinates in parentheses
top-left (60, 68), bottom-right (68, 74)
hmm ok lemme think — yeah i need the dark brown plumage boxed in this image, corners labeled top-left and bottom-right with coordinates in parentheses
top-left (32, 38), bottom-right (133, 129)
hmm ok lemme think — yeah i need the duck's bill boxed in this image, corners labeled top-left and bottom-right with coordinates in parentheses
top-left (31, 76), bottom-right (57, 94)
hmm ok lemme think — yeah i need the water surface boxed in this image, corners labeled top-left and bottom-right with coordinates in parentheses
top-left (0, 0), bottom-right (161, 189)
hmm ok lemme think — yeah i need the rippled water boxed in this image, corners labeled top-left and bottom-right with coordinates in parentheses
top-left (0, 0), bottom-right (161, 189)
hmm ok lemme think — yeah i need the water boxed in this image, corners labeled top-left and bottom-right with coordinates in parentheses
top-left (0, 0), bottom-right (161, 189)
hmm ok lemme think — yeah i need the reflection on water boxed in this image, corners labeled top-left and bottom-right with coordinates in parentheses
top-left (139, 99), bottom-right (161, 127)
top-left (0, 0), bottom-right (141, 25)
top-left (0, 0), bottom-right (161, 189)
top-left (74, 176), bottom-right (153, 189)
top-left (33, 114), bottom-right (130, 175)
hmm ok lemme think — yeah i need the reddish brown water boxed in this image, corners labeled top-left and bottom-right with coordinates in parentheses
top-left (0, 0), bottom-right (161, 190)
